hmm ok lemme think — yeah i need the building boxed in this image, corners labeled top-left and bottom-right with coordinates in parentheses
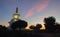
top-left (9, 7), bottom-right (20, 25)
top-left (8, 7), bottom-right (27, 30)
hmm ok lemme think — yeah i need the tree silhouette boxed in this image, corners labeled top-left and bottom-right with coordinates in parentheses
top-left (0, 25), bottom-right (7, 32)
top-left (29, 25), bottom-right (35, 30)
top-left (35, 24), bottom-right (42, 30)
top-left (44, 16), bottom-right (56, 32)
top-left (10, 20), bottom-right (28, 30)
top-left (29, 24), bottom-right (42, 32)
top-left (55, 23), bottom-right (60, 32)
top-left (44, 16), bottom-right (56, 25)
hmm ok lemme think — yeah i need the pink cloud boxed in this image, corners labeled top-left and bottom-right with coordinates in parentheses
top-left (24, 0), bottom-right (50, 19)
top-left (36, 0), bottom-right (49, 12)
top-left (24, 8), bottom-right (35, 18)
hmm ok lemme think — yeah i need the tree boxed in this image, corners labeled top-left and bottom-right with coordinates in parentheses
top-left (44, 16), bottom-right (56, 32)
top-left (55, 23), bottom-right (60, 32)
top-left (29, 24), bottom-right (42, 32)
top-left (35, 24), bottom-right (42, 30)
top-left (29, 25), bottom-right (35, 30)
top-left (10, 20), bottom-right (28, 30)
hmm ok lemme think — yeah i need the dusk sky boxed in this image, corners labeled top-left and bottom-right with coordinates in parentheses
top-left (0, 0), bottom-right (60, 27)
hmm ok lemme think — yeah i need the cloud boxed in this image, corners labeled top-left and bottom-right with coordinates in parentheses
top-left (36, 0), bottom-right (49, 12)
top-left (24, 0), bottom-right (50, 19)
top-left (24, 8), bottom-right (35, 18)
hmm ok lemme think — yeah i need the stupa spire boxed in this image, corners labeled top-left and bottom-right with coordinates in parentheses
top-left (16, 7), bottom-right (18, 13)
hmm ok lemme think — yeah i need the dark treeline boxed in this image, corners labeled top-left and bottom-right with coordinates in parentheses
top-left (0, 16), bottom-right (60, 37)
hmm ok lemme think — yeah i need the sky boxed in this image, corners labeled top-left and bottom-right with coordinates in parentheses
top-left (0, 0), bottom-right (60, 27)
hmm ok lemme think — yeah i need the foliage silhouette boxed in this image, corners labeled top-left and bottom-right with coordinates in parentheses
top-left (10, 20), bottom-right (27, 30)
top-left (29, 25), bottom-right (35, 30)
top-left (44, 16), bottom-right (56, 32)
top-left (55, 23), bottom-right (60, 32)
top-left (29, 24), bottom-right (42, 32)
top-left (35, 24), bottom-right (42, 29)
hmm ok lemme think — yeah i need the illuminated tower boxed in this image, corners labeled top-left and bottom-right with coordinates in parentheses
top-left (9, 7), bottom-right (20, 24)
top-left (13, 7), bottom-right (20, 21)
